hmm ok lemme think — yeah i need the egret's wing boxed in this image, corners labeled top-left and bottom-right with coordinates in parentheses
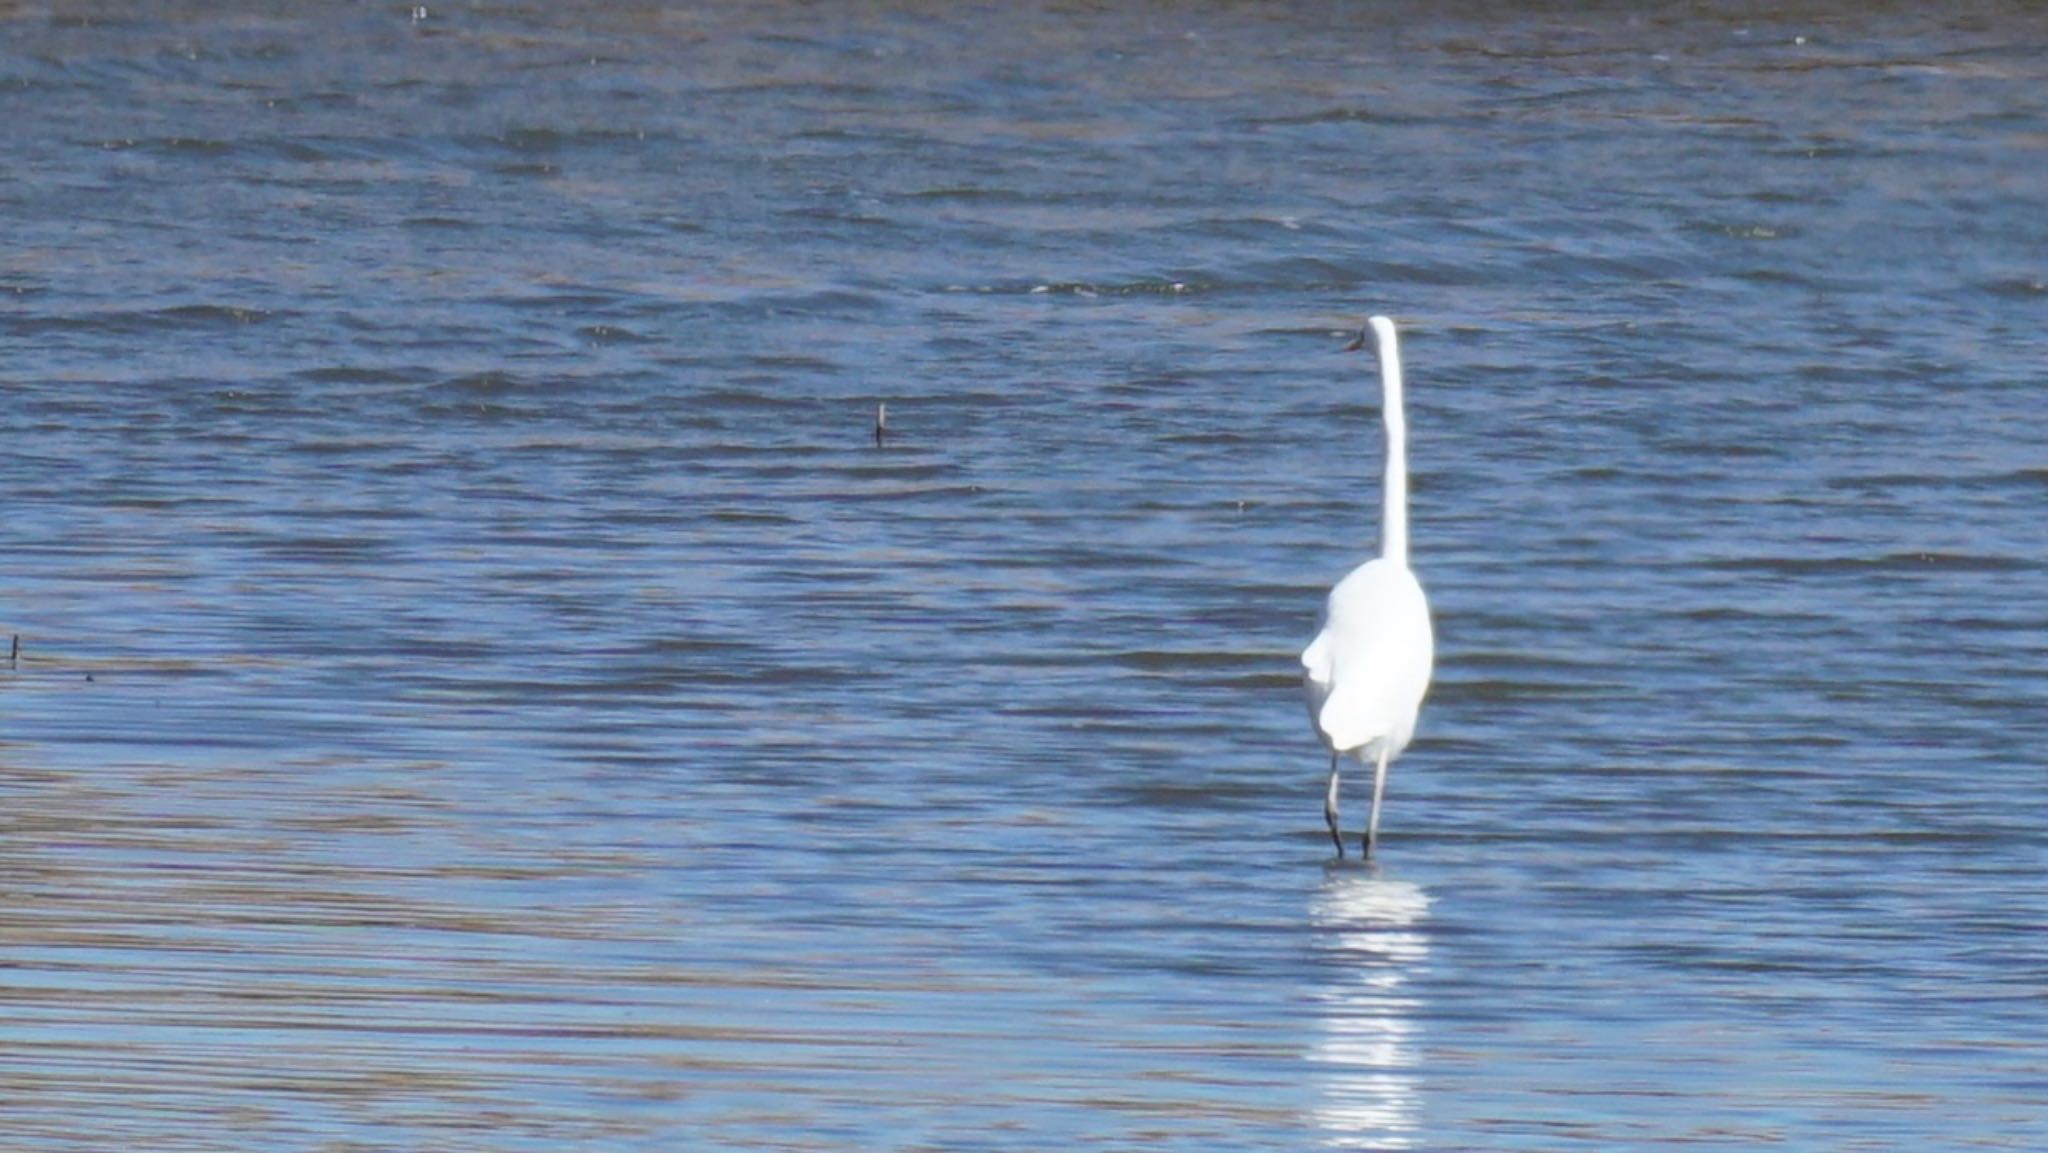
top-left (1311, 560), bottom-right (1434, 754)
top-left (1294, 602), bottom-right (1343, 753)
top-left (1318, 665), bottom-right (1404, 753)
top-left (1300, 628), bottom-right (1334, 687)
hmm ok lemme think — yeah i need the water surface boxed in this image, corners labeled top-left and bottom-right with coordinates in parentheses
top-left (4, 3), bottom-right (2046, 1149)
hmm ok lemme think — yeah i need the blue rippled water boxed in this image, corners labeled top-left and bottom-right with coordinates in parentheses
top-left (4, 3), bottom-right (2046, 1149)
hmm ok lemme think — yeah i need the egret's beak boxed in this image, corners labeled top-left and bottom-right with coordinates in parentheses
top-left (1343, 328), bottom-right (1371, 353)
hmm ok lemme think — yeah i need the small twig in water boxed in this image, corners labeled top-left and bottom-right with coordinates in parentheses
top-left (874, 402), bottom-right (888, 447)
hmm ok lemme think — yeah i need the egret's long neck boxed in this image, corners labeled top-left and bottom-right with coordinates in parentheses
top-left (1377, 324), bottom-right (1410, 566)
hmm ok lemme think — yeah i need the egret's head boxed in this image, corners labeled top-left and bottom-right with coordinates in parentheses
top-left (1343, 316), bottom-right (1399, 357)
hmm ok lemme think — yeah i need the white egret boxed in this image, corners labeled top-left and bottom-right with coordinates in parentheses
top-left (1301, 316), bottom-right (1435, 859)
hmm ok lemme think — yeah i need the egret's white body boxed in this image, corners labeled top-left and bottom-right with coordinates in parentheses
top-left (1302, 315), bottom-right (1434, 859)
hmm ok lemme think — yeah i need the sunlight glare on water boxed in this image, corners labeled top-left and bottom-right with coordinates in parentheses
top-left (1311, 872), bottom-right (1430, 1150)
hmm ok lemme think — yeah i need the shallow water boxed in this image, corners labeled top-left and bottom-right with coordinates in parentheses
top-left (4, 3), bottom-right (2046, 1148)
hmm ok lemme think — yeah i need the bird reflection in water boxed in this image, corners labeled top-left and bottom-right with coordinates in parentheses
top-left (1309, 870), bottom-right (1431, 1149)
